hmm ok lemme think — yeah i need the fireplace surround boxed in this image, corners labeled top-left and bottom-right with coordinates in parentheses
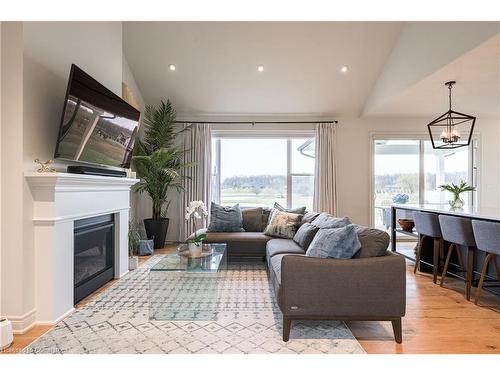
top-left (24, 172), bottom-right (138, 330)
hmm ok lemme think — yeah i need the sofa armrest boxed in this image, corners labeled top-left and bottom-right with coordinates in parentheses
top-left (280, 251), bottom-right (406, 318)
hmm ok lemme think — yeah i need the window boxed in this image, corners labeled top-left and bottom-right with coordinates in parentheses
top-left (373, 137), bottom-right (476, 229)
top-left (211, 137), bottom-right (315, 209)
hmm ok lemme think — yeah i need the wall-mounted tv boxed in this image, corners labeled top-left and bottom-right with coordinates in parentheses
top-left (54, 64), bottom-right (141, 169)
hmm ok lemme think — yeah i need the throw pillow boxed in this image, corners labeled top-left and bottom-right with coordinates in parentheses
top-left (352, 225), bottom-right (390, 258)
top-left (261, 208), bottom-right (272, 231)
top-left (300, 211), bottom-right (320, 226)
top-left (207, 202), bottom-right (244, 232)
top-left (241, 207), bottom-right (263, 232)
top-left (311, 212), bottom-right (352, 229)
top-left (273, 202), bottom-right (307, 215)
top-left (293, 222), bottom-right (319, 249)
top-left (264, 209), bottom-right (302, 239)
top-left (305, 224), bottom-right (361, 259)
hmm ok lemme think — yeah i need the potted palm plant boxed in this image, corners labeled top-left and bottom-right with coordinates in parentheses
top-left (132, 100), bottom-right (190, 249)
top-left (439, 180), bottom-right (476, 209)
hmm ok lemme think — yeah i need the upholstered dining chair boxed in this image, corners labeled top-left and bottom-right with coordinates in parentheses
top-left (471, 220), bottom-right (500, 305)
top-left (438, 215), bottom-right (476, 300)
top-left (413, 211), bottom-right (442, 283)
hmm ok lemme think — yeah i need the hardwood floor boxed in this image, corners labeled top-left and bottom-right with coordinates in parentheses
top-left (3, 244), bottom-right (499, 354)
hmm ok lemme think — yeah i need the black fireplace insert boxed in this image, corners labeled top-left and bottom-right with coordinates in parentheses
top-left (74, 214), bottom-right (114, 304)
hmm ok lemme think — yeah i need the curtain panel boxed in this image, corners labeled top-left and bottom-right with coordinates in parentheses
top-left (313, 122), bottom-right (338, 215)
top-left (178, 123), bottom-right (212, 241)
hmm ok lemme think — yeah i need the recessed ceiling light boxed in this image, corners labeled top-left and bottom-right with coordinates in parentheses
top-left (168, 64), bottom-right (176, 71)
top-left (257, 65), bottom-right (265, 72)
top-left (340, 65), bottom-right (349, 73)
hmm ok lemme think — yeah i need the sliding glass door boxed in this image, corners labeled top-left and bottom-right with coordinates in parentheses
top-left (373, 137), bottom-right (476, 229)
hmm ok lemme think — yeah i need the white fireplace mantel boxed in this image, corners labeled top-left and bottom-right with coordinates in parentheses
top-left (25, 172), bottom-right (138, 325)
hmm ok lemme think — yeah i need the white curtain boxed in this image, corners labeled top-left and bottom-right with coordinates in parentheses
top-left (313, 122), bottom-right (338, 215)
top-left (178, 123), bottom-right (212, 241)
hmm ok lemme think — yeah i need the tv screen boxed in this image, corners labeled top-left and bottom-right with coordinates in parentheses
top-left (54, 64), bottom-right (141, 169)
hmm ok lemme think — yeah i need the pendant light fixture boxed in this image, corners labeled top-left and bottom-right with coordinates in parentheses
top-left (427, 81), bottom-right (475, 149)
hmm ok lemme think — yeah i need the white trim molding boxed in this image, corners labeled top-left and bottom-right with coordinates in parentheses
top-left (25, 172), bottom-right (138, 325)
top-left (5, 309), bottom-right (37, 334)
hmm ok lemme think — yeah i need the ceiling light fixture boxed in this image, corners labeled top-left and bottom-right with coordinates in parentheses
top-left (340, 65), bottom-right (349, 73)
top-left (257, 65), bottom-right (265, 72)
top-left (168, 64), bottom-right (176, 71)
top-left (427, 81), bottom-right (475, 149)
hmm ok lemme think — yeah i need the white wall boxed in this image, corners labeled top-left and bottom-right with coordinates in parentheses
top-left (1, 23), bottom-right (30, 325)
top-left (154, 114), bottom-right (500, 242)
top-left (0, 22), bottom-right (3, 317)
top-left (23, 22), bottom-right (123, 171)
top-left (335, 116), bottom-right (500, 226)
top-left (122, 56), bottom-right (145, 221)
top-left (0, 22), bottom-right (124, 331)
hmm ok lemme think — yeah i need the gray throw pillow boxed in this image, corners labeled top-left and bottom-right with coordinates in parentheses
top-left (241, 207), bottom-right (263, 232)
top-left (352, 225), bottom-right (390, 258)
top-left (207, 202), bottom-right (244, 232)
top-left (293, 222), bottom-right (319, 249)
top-left (305, 224), bottom-right (361, 259)
top-left (264, 210), bottom-right (302, 239)
top-left (274, 202), bottom-right (307, 215)
top-left (300, 211), bottom-right (320, 226)
top-left (311, 212), bottom-right (352, 229)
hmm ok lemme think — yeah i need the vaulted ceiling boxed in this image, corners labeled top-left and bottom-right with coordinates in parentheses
top-left (123, 21), bottom-right (500, 118)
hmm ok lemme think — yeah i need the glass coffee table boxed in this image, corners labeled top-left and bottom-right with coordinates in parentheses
top-left (149, 243), bottom-right (227, 321)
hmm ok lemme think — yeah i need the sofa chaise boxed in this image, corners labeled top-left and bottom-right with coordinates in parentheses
top-left (189, 207), bottom-right (406, 342)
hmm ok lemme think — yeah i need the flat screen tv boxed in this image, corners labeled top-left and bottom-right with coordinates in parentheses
top-left (54, 64), bottom-right (141, 169)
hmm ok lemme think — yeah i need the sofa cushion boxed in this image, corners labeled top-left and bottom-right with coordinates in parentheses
top-left (274, 202), bottom-right (307, 215)
top-left (352, 225), bottom-right (390, 258)
top-left (267, 238), bottom-right (306, 259)
top-left (293, 222), bottom-right (319, 249)
top-left (204, 231), bottom-right (272, 243)
top-left (311, 212), bottom-right (352, 229)
top-left (300, 211), bottom-right (320, 226)
top-left (241, 207), bottom-right (263, 232)
top-left (207, 202), bottom-right (244, 232)
top-left (264, 210), bottom-right (302, 239)
top-left (306, 224), bottom-right (361, 259)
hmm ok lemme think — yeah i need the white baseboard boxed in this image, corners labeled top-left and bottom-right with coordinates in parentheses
top-left (35, 308), bottom-right (75, 327)
top-left (7, 307), bottom-right (76, 334)
top-left (5, 309), bottom-right (37, 334)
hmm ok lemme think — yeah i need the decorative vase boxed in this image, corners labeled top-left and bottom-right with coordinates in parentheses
top-left (188, 242), bottom-right (203, 257)
top-left (449, 194), bottom-right (464, 209)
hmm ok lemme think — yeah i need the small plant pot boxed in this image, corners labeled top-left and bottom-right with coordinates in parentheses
top-left (129, 256), bottom-right (139, 270)
top-left (188, 242), bottom-right (203, 257)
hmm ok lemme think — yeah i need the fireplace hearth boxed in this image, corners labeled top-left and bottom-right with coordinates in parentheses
top-left (74, 214), bottom-right (115, 304)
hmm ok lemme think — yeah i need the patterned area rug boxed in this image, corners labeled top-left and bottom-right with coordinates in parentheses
top-left (23, 256), bottom-right (365, 354)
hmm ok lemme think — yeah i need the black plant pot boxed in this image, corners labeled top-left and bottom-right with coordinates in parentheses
top-left (144, 218), bottom-right (170, 249)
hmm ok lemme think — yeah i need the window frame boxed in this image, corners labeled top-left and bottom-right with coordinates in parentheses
top-left (211, 132), bottom-right (316, 209)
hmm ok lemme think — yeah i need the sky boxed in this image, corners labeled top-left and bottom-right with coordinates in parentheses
top-left (217, 138), bottom-right (315, 180)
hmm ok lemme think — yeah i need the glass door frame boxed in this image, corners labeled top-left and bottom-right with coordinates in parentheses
top-left (369, 132), bottom-right (479, 228)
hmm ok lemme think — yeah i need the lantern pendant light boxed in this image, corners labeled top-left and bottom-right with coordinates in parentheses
top-left (427, 81), bottom-right (475, 149)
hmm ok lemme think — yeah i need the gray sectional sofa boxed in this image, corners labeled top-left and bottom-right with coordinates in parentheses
top-left (189, 207), bottom-right (406, 343)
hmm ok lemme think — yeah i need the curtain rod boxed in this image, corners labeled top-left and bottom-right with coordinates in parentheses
top-left (174, 120), bottom-right (338, 125)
